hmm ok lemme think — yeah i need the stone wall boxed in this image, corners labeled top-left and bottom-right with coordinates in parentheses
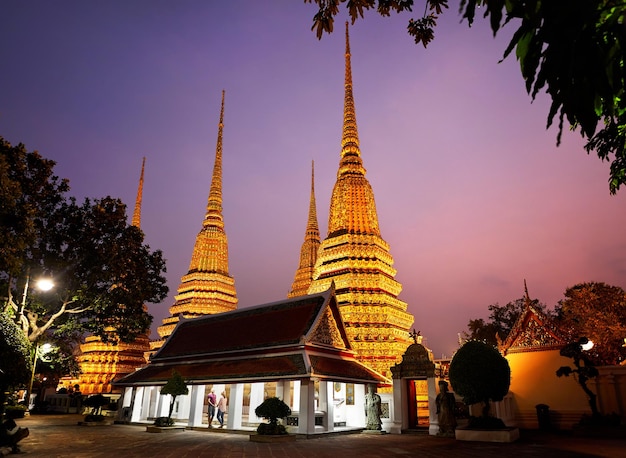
top-left (504, 350), bottom-right (626, 429)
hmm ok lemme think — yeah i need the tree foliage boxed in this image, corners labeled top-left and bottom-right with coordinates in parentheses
top-left (464, 297), bottom-right (549, 346)
top-left (1, 137), bottom-right (168, 344)
top-left (304, 1), bottom-right (626, 193)
top-left (449, 340), bottom-right (510, 418)
top-left (0, 313), bottom-right (32, 416)
top-left (160, 370), bottom-right (189, 420)
top-left (555, 282), bottom-right (626, 366)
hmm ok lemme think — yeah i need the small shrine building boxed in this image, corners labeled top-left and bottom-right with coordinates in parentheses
top-left (114, 286), bottom-right (388, 435)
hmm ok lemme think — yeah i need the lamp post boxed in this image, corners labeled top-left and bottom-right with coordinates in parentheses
top-left (19, 274), bottom-right (55, 406)
top-left (28, 342), bottom-right (53, 408)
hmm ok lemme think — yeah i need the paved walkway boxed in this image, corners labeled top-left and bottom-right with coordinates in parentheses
top-left (7, 414), bottom-right (626, 457)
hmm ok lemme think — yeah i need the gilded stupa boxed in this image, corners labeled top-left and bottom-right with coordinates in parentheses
top-left (307, 23), bottom-right (415, 379)
top-left (288, 161), bottom-right (320, 297)
top-left (152, 91), bottom-right (237, 350)
top-left (76, 157), bottom-right (152, 394)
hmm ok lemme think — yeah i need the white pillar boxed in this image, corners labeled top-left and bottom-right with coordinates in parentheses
top-left (130, 387), bottom-right (144, 423)
top-left (248, 382), bottom-right (265, 423)
top-left (228, 383), bottom-right (244, 429)
top-left (428, 377), bottom-right (438, 436)
top-left (298, 379), bottom-right (316, 434)
top-left (141, 386), bottom-right (152, 420)
top-left (292, 380), bottom-right (301, 411)
top-left (176, 387), bottom-right (191, 420)
top-left (122, 387), bottom-right (133, 407)
top-left (390, 378), bottom-right (403, 434)
top-left (157, 393), bottom-right (169, 418)
top-left (276, 380), bottom-right (286, 402)
top-left (188, 385), bottom-right (206, 427)
top-left (323, 381), bottom-right (334, 432)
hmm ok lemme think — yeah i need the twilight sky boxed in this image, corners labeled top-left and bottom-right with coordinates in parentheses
top-left (2, 1), bottom-right (625, 358)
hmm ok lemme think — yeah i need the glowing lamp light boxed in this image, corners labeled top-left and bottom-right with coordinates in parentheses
top-left (581, 340), bottom-right (594, 351)
top-left (40, 343), bottom-right (53, 355)
top-left (36, 278), bottom-right (54, 291)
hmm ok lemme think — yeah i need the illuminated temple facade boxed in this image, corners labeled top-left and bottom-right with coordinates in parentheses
top-left (306, 24), bottom-right (414, 380)
top-left (76, 158), bottom-right (152, 395)
top-left (151, 90), bottom-right (238, 351)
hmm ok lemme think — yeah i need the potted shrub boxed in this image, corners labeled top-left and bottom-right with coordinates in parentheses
top-left (79, 394), bottom-right (111, 425)
top-left (4, 405), bottom-right (27, 419)
top-left (449, 340), bottom-right (518, 442)
top-left (148, 371), bottom-right (188, 432)
top-left (250, 397), bottom-right (294, 442)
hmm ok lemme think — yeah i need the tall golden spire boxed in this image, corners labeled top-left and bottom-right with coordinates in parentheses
top-left (288, 161), bottom-right (321, 297)
top-left (132, 156), bottom-right (146, 228)
top-left (154, 90), bottom-right (238, 347)
top-left (308, 23), bottom-right (414, 380)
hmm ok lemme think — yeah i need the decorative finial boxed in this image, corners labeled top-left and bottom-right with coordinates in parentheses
top-left (205, 90), bottom-right (225, 228)
top-left (409, 329), bottom-right (421, 344)
top-left (132, 156), bottom-right (146, 228)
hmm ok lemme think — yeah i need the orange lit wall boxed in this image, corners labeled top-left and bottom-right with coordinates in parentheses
top-left (506, 350), bottom-right (591, 429)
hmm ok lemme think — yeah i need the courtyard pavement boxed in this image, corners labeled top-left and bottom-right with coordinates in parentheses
top-left (6, 414), bottom-right (626, 457)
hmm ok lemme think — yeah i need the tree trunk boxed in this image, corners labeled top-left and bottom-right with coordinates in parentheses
top-left (168, 396), bottom-right (176, 420)
top-left (482, 399), bottom-right (491, 418)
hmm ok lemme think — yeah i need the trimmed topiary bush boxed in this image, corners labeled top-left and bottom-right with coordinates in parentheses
top-left (159, 370), bottom-right (189, 423)
top-left (449, 340), bottom-right (510, 424)
top-left (154, 416), bottom-right (175, 427)
top-left (255, 397), bottom-right (291, 435)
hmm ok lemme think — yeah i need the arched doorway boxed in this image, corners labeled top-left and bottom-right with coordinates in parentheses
top-left (390, 342), bottom-right (437, 434)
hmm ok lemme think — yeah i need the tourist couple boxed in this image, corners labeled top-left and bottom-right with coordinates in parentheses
top-left (207, 389), bottom-right (228, 428)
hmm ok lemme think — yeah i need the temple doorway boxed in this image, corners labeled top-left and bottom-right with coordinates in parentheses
top-left (391, 341), bottom-right (438, 434)
top-left (406, 379), bottom-right (429, 429)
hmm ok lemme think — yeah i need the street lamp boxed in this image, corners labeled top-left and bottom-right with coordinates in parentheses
top-left (19, 274), bottom-right (55, 406)
top-left (28, 342), bottom-right (53, 409)
top-left (18, 274), bottom-right (55, 318)
top-left (581, 339), bottom-right (594, 351)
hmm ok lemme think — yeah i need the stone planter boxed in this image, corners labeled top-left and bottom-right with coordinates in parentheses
top-left (249, 434), bottom-right (296, 443)
top-left (146, 425), bottom-right (185, 433)
top-left (455, 427), bottom-right (520, 443)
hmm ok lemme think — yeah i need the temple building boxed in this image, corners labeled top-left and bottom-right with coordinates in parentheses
top-left (115, 286), bottom-right (387, 435)
top-left (76, 157), bottom-right (152, 395)
top-left (151, 90), bottom-right (238, 351)
top-left (306, 23), bottom-right (415, 379)
top-left (288, 161), bottom-right (320, 298)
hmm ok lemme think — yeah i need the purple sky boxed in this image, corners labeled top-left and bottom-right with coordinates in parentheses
top-left (2, 1), bottom-right (625, 358)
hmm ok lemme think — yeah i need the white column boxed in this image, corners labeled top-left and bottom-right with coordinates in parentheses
top-left (427, 377), bottom-right (438, 436)
top-left (187, 385), bottom-right (206, 427)
top-left (390, 378), bottom-right (404, 434)
top-left (228, 383), bottom-right (244, 429)
top-left (323, 381), bottom-right (334, 432)
top-left (176, 387), bottom-right (191, 420)
top-left (157, 393), bottom-right (169, 418)
top-left (141, 386), bottom-right (152, 420)
top-left (276, 380), bottom-right (286, 401)
top-left (298, 378), bottom-right (316, 434)
top-left (292, 380), bottom-right (301, 411)
top-left (130, 387), bottom-right (144, 423)
top-left (122, 387), bottom-right (133, 407)
top-left (248, 382), bottom-right (264, 423)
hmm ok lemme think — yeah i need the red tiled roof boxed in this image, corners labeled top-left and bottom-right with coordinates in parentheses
top-left (115, 288), bottom-right (389, 387)
top-left (154, 295), bottom-right (325, 360)
top-left (309, 354), bottom-right (387, 383)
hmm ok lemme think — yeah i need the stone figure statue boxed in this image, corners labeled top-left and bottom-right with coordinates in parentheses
top-left (364, 384), bottom-right (382, 431)
top-left (436, 380), bottom-right (457, 436)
